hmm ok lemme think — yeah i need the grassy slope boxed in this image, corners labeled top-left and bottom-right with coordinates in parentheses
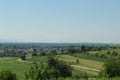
top-left (89, 48), bottom-right (120, 55)
top-left (0, 47), bottom-right (120, 80)
top-left (71, 53), bottom-right (106, 62)
top-left (56, 55), bottom-right (104, 76)
top-left (27, 56), bottom-right (47, 63)
top-left (26, 54), bottom-right (103, 75)
top-left (72, 69), bottom-right (96, 78)
top-left (0, 57), bottom-right (30, 80)
top-left (58, 55), bottom-right (104, 69)
top-left (0, 54), bottom-right (104, 79)
top-left (26, 54), bottom-right (104, 76)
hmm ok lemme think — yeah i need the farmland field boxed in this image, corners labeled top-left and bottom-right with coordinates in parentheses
top-left (0, 44), bottom-right (120, 80)
top-left (0, 54), bottom-right (105, 80)
top-left (71, 53), bottom-right (106, 62)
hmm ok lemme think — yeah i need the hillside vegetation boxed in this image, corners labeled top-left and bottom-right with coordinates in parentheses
top-left (0, 44), bottom-right (120, 80)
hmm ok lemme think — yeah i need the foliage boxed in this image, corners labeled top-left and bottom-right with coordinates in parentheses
top-left (103, 56), bottom-right (120, 78)
top-left (32, 52), bottom-right (38, 57)
top-left (76, 59), bottom-right (79, 64)
top-left (67, 46), bottom-right (77, 54)
top-left (74, 72), bottom-right (88, 80)
top-left (25, 56), bottom-right (72, 80)
top-left (50, 50), bottom-right (57, 55)
top-left (81, 45), bottom-right (87, 53)
top-left (0, 70), bottom-right (17, 80)
top-left (25, 63), bottom-right (50, 80)
top-left (89, 77), bottom-right (120, 80)
top-left (48, 56), bottom-right (72, 79)
top-left (98, 69), bottom-right (106, 78)
top-left (40, 52), bottom-right (46, 56)
top-left (55, 77), bottom-right (73, 80)
top-left (20, 55), bottom-right (26, 60)
top-left (0, 58), bottom-right (30, 80)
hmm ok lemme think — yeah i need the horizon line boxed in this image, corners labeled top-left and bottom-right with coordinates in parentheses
top-left (0, 41), bottom-right (119, 45)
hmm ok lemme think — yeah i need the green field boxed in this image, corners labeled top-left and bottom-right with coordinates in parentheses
top-left (89, 48), bottom-right (120, 55)
top-left (0, 57), bottom-right (30, 80)
top-left (4, 45), bottom-right (120, 80)
top-left (71, 53), bottom-right (106, 62)
top-left (0, 54), bottom-right (105, 80)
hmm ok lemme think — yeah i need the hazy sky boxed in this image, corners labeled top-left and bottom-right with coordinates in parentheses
top-left (0, 0), bottom-right (120, 43)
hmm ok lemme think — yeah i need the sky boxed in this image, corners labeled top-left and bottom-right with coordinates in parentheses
top-left (0, 0), bottom-right (120, 43)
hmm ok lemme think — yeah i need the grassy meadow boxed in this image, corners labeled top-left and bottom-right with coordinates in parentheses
top-left (0, 53), bottom-right (106, 80)
top-left (1, 46), bottom-right (120, 80)
top-left (0, 57), bottom-right (30, 80)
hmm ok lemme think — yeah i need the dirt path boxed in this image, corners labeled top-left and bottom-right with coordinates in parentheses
top-left (71, 65), bottom-right (100, 72)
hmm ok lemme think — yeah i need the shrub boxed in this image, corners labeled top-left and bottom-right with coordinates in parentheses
top-left (104, 56), bottom-right (120, 78)
top-left (74, 72), bottom-right (88, 80)
top-left (20, 55), bottom-right (26, 60)
top-left (0, 70), bottom-right (17, 80)
top-left (47, 56), bottom-right (72, 79)
top-left (25, 56), bottom-right (72, 80)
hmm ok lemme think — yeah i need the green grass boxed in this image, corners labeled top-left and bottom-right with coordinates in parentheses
top-left (58, 55), bottom-right (104, 70)
top-left (26, 56), bottom-right (47, 63)
top-left (0, 57), bottom-right (31, 80)
top-left (27, 55), bottom-right (103, 75)
top-left (0, 56), bottom-right (49, 80)
top-left (107, 48), bottom-right (120, 54)
top-left (89, 48), bottom-right (120, 55)
top-left (72, 69), bottom-right (97, 78)
top-left (0, 54), bottom-right (105, 80)
top-left (71, 53), bottom-right (106, 62)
